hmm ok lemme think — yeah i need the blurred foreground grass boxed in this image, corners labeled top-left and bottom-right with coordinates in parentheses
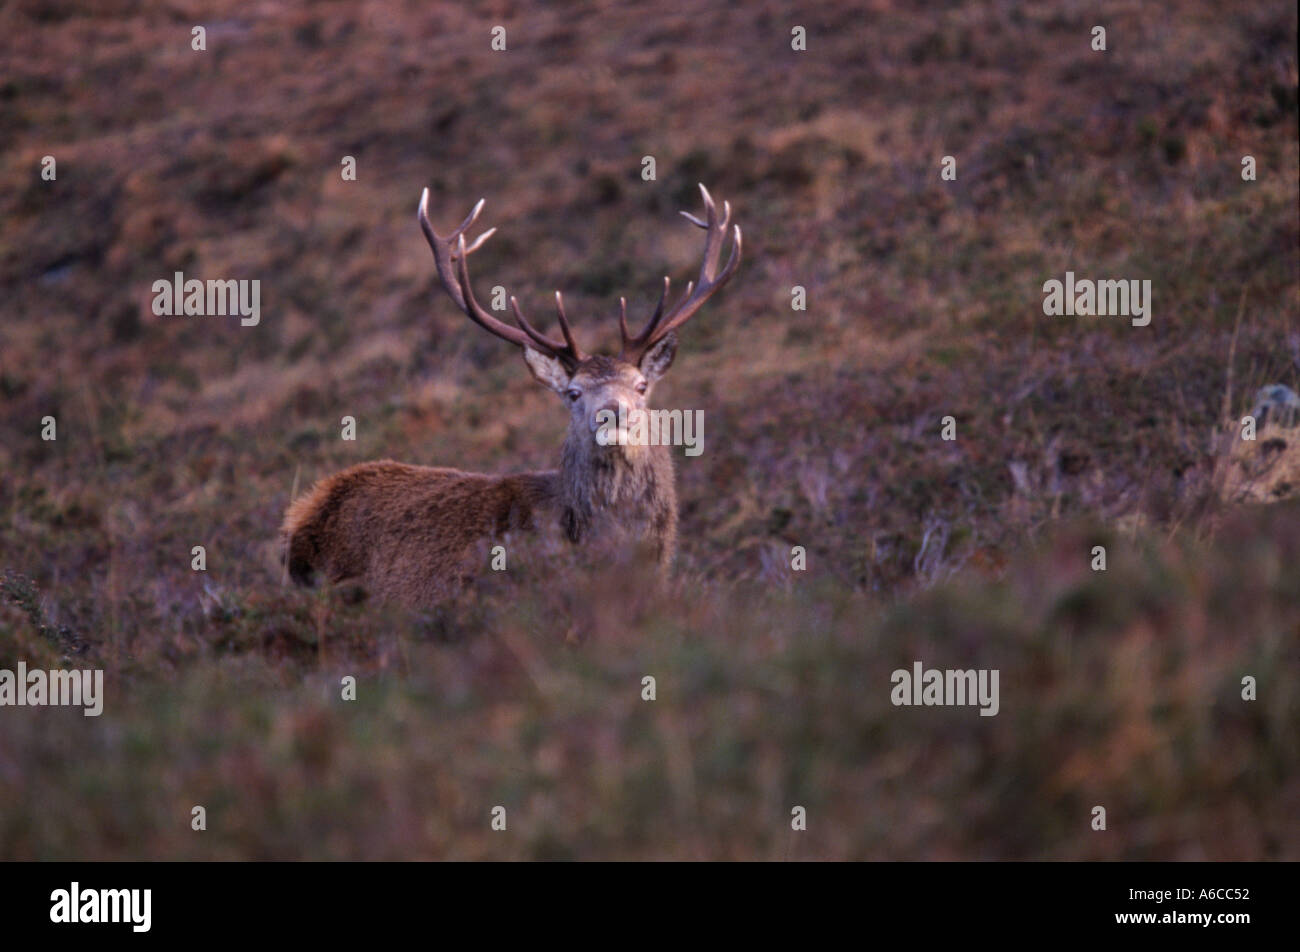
top-left (2, 504), bottom-right (1295, 860)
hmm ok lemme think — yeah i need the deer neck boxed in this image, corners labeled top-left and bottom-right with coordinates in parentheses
top-left (559, 431), bottom-right (669, 519)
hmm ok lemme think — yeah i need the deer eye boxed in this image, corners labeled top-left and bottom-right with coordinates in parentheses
top-left (565, 388), bottom-right (581, 402)
top-left (635, 381), bottom-right (648, 394)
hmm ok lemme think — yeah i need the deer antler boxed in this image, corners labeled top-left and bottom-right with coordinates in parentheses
top-left (619, 183), bottom-right (742, 363)
top-left (418, 188), bottom-right (587, 371)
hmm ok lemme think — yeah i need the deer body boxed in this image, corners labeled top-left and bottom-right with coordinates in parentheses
top-left (281, 186), bottom-right (739, 608)
top-left (283, 462), bottom-right (558, 602)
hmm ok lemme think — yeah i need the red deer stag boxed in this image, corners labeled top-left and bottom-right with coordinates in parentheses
top-left (281, 184), bottom-right (741, 607)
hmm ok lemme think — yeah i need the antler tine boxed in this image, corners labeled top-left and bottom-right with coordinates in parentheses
top-left (452, 234), bottom-right (537, 349)
top-left (553, 291), bottom-right (585, 358)
top-left (508, 294), bottom-right (587, 367)
top-left (507, 296), bottom-right (556, 350)
top-left (689, 185), bottom-right (728, 283)
top-left (619, 276), bottom-right (670, 356)
top-left (419, 189), bottom-right (586, 370)
top-left (460, 226), bottom-right (496, 256)
top-left (620, 184), bottom-right (741, 362)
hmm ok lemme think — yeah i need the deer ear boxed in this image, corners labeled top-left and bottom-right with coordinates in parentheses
top-left (638, 332), bottom-right (677, 384)
top-left (522, 347), bottom-right (570, 393)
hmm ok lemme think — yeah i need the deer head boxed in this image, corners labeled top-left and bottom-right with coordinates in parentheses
top-left (418, 184), bottom-right (741, 455)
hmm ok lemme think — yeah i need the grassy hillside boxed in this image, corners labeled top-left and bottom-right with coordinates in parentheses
top-left (0, 0), bottom-right (1296, 859)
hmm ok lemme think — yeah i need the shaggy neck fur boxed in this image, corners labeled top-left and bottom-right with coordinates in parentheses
top-left (557, 431), bottom-right (673, 544)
